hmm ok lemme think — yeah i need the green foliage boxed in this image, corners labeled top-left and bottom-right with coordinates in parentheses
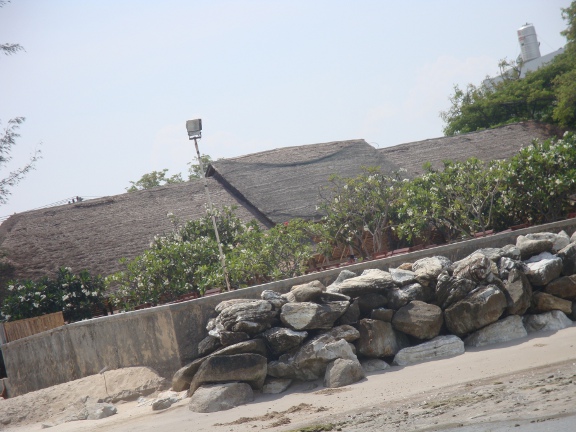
top-left (108, 207), bottom-right (317, 310)
top-left (440, 2), bottom-right (576, 134)
top-left (0, 268), bottom-right (106, 322)
top-left (126, 169), bottom-right (184, 192)
top-left (0, 117), bottom-right (42, 205)
top-left (187, 154), bottom-right (213, 179)
top-left (318, 167), bottom-right (405, 258)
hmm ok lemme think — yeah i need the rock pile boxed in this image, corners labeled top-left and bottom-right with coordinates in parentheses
top-left (173, 230), bottom-right (576, 413)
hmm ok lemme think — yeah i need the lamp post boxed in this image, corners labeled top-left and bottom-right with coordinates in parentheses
top-left (186, 119), bottom-right (232, 292)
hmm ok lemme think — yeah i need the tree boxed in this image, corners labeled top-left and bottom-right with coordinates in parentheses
top-left (187, 154), bottom-right (213, 179)
top-left (126, 169), bottom-right (183, 192)
top-left (0, 117), bottom-right (41, 205)
top-left (0, 2), bottom-right (23, 56)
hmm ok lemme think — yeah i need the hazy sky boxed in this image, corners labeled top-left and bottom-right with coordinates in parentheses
top-left (0, 0), bottom-right (571, 218)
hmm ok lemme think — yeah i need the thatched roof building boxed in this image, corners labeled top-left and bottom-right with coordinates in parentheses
top-left (379, 121), bottom-right (563, 177)
top-left (207, 139), bottom-right (400, 224)
top-left (0, 179), bottom-right (265, 280)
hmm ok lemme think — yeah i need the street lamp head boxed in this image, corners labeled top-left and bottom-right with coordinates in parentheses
top-left (186, 119), bottom-right (202, 139)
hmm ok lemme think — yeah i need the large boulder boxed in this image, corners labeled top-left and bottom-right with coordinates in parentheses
top-left (444, 285), bottom-right (507, 337)
top-left (260, 327), bottom-right (308, 356)
top-left (327, 270), bottom-right (395, 297)
top-left (474, 248), bottom-right (506, 263)
top-left (391, 301), bottom-right (443, 340)
top-left (335, 298), bottom-right (360, 325)
top-left (324, 358), bottom-right (365, 388)
top-left (523, 310), bottom-right (574, 333)
top-left (435, 272), bottom-right (477, 310)
top-left (357, 293), bottom-right (388, 316)
top-left (531, 292), bottom-right (573, 315)
top-left (189, 383), bottom-right (254, 413)
top-left (516, 235), bottom-right (553, 259)
top-left (526, 232), bottom-right (570, 253)
top-left (544, 275), bottom-right (576, 300)
top-left (360, 358), bottom-right (390, 372)
top-left (212, 300), bottom-right (278, 336)
top-left (452, 253), bottom-right (493, 283)
top-left (390, 268), bottom-right (417, 286)
top-left (501, 269), bottom-right (532, 316)
top-left (283, 281), bottom-right (325, 303)
top-left (557, 242), bottom-right (576, 276)
top-left (261, 290), bottom-right (288, 310)
top-left (326, 269), bottom-right (357, 291)
top-left (371, 307), bottom-right (394, 322)
top-left (524, 252), bottom-right (563, 286)
top-left (464, 315), bottom-right (527, 347)
top-left (188, 353), bottom-right (267, 396)
top-left (280, 301), bottom-right (349, 330)
top-left (393, 335), bottom-right (464, 366)
top-left (320, 324), bottom-right (361, 342)
top-left (355, 318), bottom-right (407, 358)
top-left (413, 256), bottom-right (451, 285)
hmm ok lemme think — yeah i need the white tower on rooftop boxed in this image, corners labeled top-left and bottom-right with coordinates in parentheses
top-left (518, 23), bottom-right (541, 62)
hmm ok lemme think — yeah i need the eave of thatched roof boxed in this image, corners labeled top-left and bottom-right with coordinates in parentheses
top-left (379, 121), bottom-right (564, 177)
top-left (208, 139), bottom-right (401, 224)
top-left (0, 178), bottom-right (265, 281)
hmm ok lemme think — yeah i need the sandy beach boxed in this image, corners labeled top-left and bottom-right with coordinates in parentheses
top-left (2, 325), bottom-right (575, 432)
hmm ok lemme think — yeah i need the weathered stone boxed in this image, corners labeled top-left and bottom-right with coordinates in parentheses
top-left (280, 301), bottom-right (348, 330)
top-left (320, 292), bottom-right (351, 303)
top-left (531, 292), bottom-right (573, 314)
top-left (393, 335), bottom-right (464, 366)
top-left (215, 338), bottom-right (269, 358)
top-left (197, 335), bottom-right (221, 357)
top-left (219, 331), bottom-right (249, 347)
top-left (435, 272), bottom-right (477, 310)
top-left (327, 270), bottom-right (395, 297)
top-left (215, 299), bottom-right (258, 314)
top-left (262, 378), bottom-right (292, 394)
top-left (523, 310), bottom-right (574, 333)
top-left (172, 358), bottom-right (205, 392)
top-left (464, 315), bottom-right (527, 347)
top-left (501, 244), bottom-right (521, 260)
top-left (261, 290), bottom-right (287, 310)
top-left (516, 235), bottom-right (553, 259)
top-left (324, 358), bottom-right (365, 388)
top-left (384, 287), bottom-right (411, 310)
top-left (357, 293), bottom-right (387, 316)
top-left (452, 253), bottom-right (493, 283)
top-left (524, 252), bottom-right (563, 286)
top-left (356, 318), bottom-right (406, 358)
top-left (402, 282), bottom-right (435, 304)
top-left (444, 285), bottom-right (507, 337)
top-left (151, 398), bottom-right (175, 411)
top-left (544, 275), bottom-right (576, 300)
top-left (260, 327), bottom-right (308, 356)
top-left (571, 302), bottom-right (576, 321)
top-left (498, 256), bottom-right (523, 280)
top-left (475, 248), bottom-right (506, 262)
top-left (390, 268), bottom-right (417, 286)
top-left (189, 383), bottom-right (254, 413)
top-left (188, 353), bottom-right (267, 396)
top-left (360, 358), bottom-right (390, 372)
top-left (571, 231), bottom-right (576, 243)
top-left (84, 403), bottom-right (117, 420)
top-left (283, 281), bottom-right (325, 303)
top-left (391, 301), bottom-right (443, 340)
top-left (320, 324), bottom-right (361, 342)
top-left (215, 300), bottom-right (278, 336)
top-left (371, 307), bottom-right (394, 322)
top-left (326, 269), bottom-right (357, 291)
top-left (557, 242), bottom-right (576, 276)
top-left (526, 232), bottom-right (570, 253)
top-left (335, 298), bottom-right (360, 325)
top-left (501, 269), bottom-right (532, 316)
top-left (413, 256), bottom-right (452, 282)
top-left (397, 262), bottom-right (414, 271)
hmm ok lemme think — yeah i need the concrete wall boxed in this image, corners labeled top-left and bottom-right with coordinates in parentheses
top-left (3, 219), bottom-right (576, 397)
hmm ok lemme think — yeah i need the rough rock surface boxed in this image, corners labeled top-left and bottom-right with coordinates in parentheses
top-left (262, 378), bottom-right (292, 394)
top-left (435, 272), bottom-right (477, 310)
top-left (324, 358), bottom-right (365, 388)
top-left (464, 315), bottom-right (528, 347)
top-left (390, 268), bottom-right (417, 286)
top-left (356, 319), bottom-right (406, 358)
top-left (524, 252), bottom-right (563, 286)
top-left (371, 308), bottom-right (394, 322)
top-left (393, 335), bottom-right (465, 366)
top-left (452, 253), bottom-right (493, 283)
top-left (501, 269), bottom-right (532, 316)
top-left (391, 301), bottom-right (443, 340)
top-left (189, 383), bottom-right (254, 413)
top-left (260, 327), bottom-right (308, 356)
top-left (516, 235), bottom-right (553, 259)
top-left (523, 310), bottom-right (574, 333)
top-left (283, 281), bottom-right (325, 303)
top-left (361, 358), bottom-right (390, 372)
top-left (544, 274), bottom-right (576, 300)
top-left (327, 269), bottom-right (395, 297)
top-left (557, 242), bottom-right (576, 276)
top-left (280, 301), bottom-right (349, 330)
top-left (531, 291), bottom-right (573, 315)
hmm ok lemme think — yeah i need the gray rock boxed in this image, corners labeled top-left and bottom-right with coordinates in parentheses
top-left (215, 299), bottom-right (258, 314)
top-left (523, 311), bottom-right (574, 333)
top-left (85, 403), bottom-right (117, 420)
top-left (261, 290), bottom-right (287, 310)
top-left (544, 275), bottom-right (576, 300)
top-left (324, 358), bottom-right (365, 388)
top-left (444, 285), bottom-right (507, 337)
top-left (215, 338), bottom-right (269, 358)
top-left (413, 256), bottom-right (452, 281)
top-left (335, 298), bottom-right (360, 325)
top-left (498, 256), bottom-right (522, 280)
top-left (320, 324), bottom-right (361, 342)
top-left (531, 292), bottom-right (573, 315)
top-left (393, 335), bottom-right (465, 366)
top-left (327, 269), bottom-right (396, 297)
top-left (557, 242), bottom-right (576, 276)
top-left (262, 378), bottom-right (292, 394)
top-left (326, 269), bottom-right (357, 290)
top-left (555, 231), bottom-right (571, 253)
top-left (188, 353), bottom-right (268, 396)
top-left (526, 232), bottom-right (570, 253)
top-left (516, 235), bottom-right (553, 259)
top-left (219, 331), bottom-right (249, 347)
top-left (390, 268), bottom-right (417, 286)
top-left (475, 248), bottom-right (506, 262)
top-left (435, 272), bottom-right (477, 310)
top-left (501, 244), bottom-right (521, 261)
top-left (452, 253), bottom-right (493, 283)
top-left (197, 335), bottom-right (221, 357)
top-left (151, 398), bottom-right (174, 411)
top-left (391, 301), bottom-right (443, 340)
top-left (283, 281), bottom-right (325, 303)
top-left (371, 307), bottom-right (394, 322)
top-left (501, 269), bottom-right (532, 315)
top-left (357, 293), bottom-right (388, 316)
top-left (572, 231), bottom-right (576, 243)
top-left (280, 301), bottom-right (349, 330)
top-left (260, 327), bottom-right (308, 356)
top-left (464, 315), bottom-right (527, 347)
top-left (402, 282), bottom-right (435, 304)
top-left (524, 252), bottom-right (563, 286)
top-left (172, 358), bottom-right (205, 392)
top-left (189, 383), bottom-right (254, 413)
top-left (356, 318), bottom-right (407, 358)
top-left (214, 300), bottom-right (278, 336)
top-left (360, 358), bottom-right (390, 372)
top-left (384, 287), bottom-right (411, 310)
top-left (320, 291), bottom-right (351, 303)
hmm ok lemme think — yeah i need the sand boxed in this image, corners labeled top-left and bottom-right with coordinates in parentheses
top-left (2, 325), bottom-right (575, 432)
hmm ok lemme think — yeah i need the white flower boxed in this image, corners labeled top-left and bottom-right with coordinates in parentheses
top-left (7, 285), bottom-right (13, 291)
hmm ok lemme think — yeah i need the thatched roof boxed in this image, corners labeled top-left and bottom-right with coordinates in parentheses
top-left (379, 122), bottom-right (563, 177)
top-left (0, 179), bottom-right (265, 280)
top-left (207, 139), bottom-right (401, 224)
